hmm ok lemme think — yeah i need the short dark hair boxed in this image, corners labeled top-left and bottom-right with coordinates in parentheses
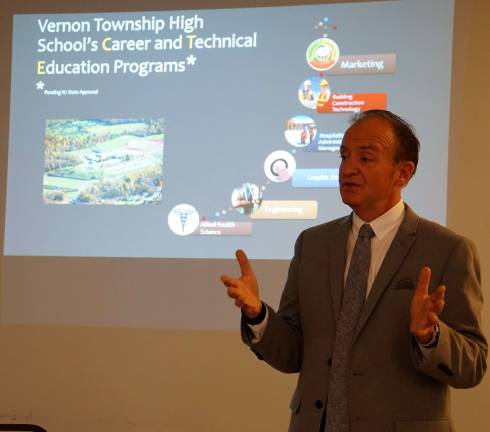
top-left (350, 110), bottom-right (420, 175)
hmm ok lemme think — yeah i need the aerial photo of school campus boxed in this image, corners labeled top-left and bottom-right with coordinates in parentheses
top-left (43, 118), bottom-right (164, 205)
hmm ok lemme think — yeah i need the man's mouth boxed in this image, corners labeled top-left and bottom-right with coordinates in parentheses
top-left (340, 181), bottom-right (361, 189)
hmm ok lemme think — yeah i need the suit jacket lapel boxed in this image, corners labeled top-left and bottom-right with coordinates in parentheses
top-left (353, 205), bottom-right (419, 341)
top-left (329, 214), bottom-right (352, 321)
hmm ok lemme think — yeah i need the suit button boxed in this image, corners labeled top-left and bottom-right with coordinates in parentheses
top-left (315, 400), bottom-right (323, 409)
top-left (438, 363), bottom-right (455, 376)
top-left (250, 348), bottom-right (264, 360)
top-left (327, 358), bottom-right (332, 367)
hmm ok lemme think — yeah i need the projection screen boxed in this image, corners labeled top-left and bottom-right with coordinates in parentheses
top-left (1, 0), bottom-right (454, 329)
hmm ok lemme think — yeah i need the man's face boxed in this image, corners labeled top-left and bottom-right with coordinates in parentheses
top-left (339, 117), bottom-right (410, 221)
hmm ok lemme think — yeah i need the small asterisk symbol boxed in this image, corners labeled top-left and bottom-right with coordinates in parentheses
top-left (186, 55), bottom-right (197, 66)
top-left (36, 81), bottom-right (45, 90)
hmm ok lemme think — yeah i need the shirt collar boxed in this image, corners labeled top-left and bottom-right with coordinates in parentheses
top-left (352, 200), bottom-right (405, 240)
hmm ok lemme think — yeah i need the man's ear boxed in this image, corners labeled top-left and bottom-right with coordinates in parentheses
top-left (397, 161), bottom-right (415, 187)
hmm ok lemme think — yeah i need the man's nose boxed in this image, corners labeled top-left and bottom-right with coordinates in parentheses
top-left (340, 157), bottom-right (358, 176)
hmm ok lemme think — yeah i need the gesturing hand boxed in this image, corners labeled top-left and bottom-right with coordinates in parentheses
top-left (410, 266), bottom-right (446, 345)
top-left (221, 249), bottom-right (262, 319)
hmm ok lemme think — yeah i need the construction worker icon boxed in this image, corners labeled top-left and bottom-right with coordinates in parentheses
top-left (316, 79), bottom-right (332, 111)
top-left (298, 79), bottom-right (316, 109)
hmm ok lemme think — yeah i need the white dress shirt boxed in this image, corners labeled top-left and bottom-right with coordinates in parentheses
top-left (346, 199), bottom-right (405, 296)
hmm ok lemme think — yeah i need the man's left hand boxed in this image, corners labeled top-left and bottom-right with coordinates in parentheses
top-left (410, 266), bottom-right (446, 345)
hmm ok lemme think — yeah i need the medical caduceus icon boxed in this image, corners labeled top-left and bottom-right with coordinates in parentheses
top-left (168, 203), bottom-right (200, 236)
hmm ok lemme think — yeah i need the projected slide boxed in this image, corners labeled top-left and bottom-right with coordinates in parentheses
top-left (4, 0), bottom-right (453, 259)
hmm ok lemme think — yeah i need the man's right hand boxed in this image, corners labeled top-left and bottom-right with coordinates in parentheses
top-left (221, 249), bottom-right (262, 319)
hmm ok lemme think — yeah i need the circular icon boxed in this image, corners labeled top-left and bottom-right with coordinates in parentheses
top-left (264, 150), bottom-right (296, 183)
top-left (231, 182), bottom-right (263, 215)
top-left (168, 203), bottom-right (200, 236)
top-left (298, 77), bottom-right (332, 110)
top-left (284, 115), bottom-right (317, 148)
top-left (306, 38), bottom-right (340, 71)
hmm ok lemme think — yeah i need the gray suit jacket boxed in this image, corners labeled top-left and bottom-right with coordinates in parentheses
top-left (242, 205), bottom-right (487, 432)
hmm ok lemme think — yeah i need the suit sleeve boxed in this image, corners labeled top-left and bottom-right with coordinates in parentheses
top-left (240, 232), bottom-right (305, 373)
top-left (411, 237), bottom-right (488, 388)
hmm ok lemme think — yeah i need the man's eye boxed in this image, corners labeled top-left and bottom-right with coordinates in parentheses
top-left (360, 156), bottom-right (372, 162)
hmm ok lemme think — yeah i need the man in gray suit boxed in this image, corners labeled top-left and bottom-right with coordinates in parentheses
top-left (221, 110), bottom-right (487, 431)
